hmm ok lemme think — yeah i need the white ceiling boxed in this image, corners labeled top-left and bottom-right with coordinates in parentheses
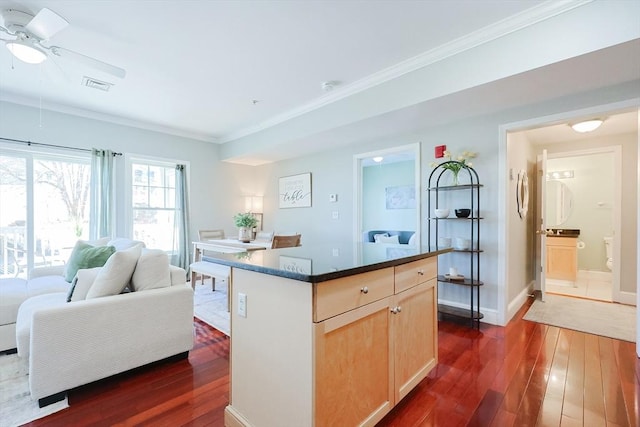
top-left (0, 1), bottom-right (637, 164)
top-left (0, 2), bottom-right (542, 137)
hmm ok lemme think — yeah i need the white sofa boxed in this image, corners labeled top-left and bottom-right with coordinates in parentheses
top-left (8, 239), bottom-right (195, 407)
top-left (0, 267), bottom-right (72, 352)
top-left (16, 263), bottom-right (193, 407)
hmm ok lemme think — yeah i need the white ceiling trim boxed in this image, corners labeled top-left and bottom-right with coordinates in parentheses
top-left (0, 92), bottom-right (219, 143)
top-left (219, 0), bottom-right (592, 144)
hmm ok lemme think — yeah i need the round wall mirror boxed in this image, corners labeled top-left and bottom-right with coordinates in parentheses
top-left (546, 180), bottom-right (573, 226)
top-left (516, 170), bottom-right (529, 219)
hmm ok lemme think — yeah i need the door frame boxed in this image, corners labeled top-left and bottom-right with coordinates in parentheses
top-left (498, 98), bottom-right (639, 328)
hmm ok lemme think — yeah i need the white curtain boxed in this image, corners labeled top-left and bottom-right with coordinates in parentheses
top-left (172, 164), bottom-right (190, 269)
top-left (89, 148), bottom-right (114, 240)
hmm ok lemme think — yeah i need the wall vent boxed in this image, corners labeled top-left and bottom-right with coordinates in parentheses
top-left (82, 76), bottom-right (113, 92)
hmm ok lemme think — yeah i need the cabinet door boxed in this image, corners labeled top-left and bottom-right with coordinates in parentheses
top-left (546, 238), bottom-right (577, 281)
top-left (314, 298), bottom-right (393, 427)
top-left (393, 279), bottom-right (437, 403)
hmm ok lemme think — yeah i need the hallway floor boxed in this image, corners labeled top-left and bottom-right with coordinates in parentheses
top-left (546, 276), bottom-right (612, 302)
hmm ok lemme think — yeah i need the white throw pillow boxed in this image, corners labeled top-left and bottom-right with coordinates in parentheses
top-left (408, 233), bottom-right (417, 245)
top-left (67, 267), bottom-right (102, 302)
top-left (373, 233), bottom-right (389, 243)
top-left (86, 244), bottom-right (142, 299)
top-left (131, 248), bottom-right (171, 291)
top-left (377, 234), bottom-right (400, 244)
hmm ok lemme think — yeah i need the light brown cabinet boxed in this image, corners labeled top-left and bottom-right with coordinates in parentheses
top-left (546, 236), bottom-right (577, 281)
top-left (314, 258), bottom-right (438, 427)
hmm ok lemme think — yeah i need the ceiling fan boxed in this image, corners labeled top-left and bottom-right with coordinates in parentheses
top-left (0, 7), bottom-right (126, 79)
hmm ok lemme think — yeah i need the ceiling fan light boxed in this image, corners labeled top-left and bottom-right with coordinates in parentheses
top-left (570, 119), bottom-right (603, 133)
top-left (6, 41), bottom-right (47, 64)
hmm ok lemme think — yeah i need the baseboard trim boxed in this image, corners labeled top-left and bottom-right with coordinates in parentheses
top-left (437, 298), bottom-right (498, 325)
top-left (225, 405), bottom-right (252, 427)
top-left (507, 282), bottom-right (535, 324)
top-left (617, 291), bottom-right (637, 306)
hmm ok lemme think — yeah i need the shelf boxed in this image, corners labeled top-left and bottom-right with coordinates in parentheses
top-left (437, 304), bottom-right (484, 320)
top-left (428, 217), bottom-right (484, 220)
top-left (437, 275), bottom-right (483, 286)
top-left (427, 184), bottom-right (483, 191)
top-left (434, 248), bottom-right (484, 253)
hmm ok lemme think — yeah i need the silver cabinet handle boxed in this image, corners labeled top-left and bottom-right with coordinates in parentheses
top-left (397, 306), bottom-right (402, 313)
top-left (418, 270), bottom-right (424, 276)
top-left (390, 306), bottom-right (402, 314)
top-left (360, 286), bottom-right (369, 294)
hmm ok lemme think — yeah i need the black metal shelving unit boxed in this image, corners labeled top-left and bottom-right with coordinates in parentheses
top-left (427, 161), bottom-right (483, 328)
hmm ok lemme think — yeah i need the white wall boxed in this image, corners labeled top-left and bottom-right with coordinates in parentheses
top-left (0, 101), bottom-right (254, 245)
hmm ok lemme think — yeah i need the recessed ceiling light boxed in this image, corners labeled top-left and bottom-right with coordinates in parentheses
top-left (570, 119), bottom-right (604, 133)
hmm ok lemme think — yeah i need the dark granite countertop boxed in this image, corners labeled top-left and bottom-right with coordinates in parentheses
top-left (202, 243), bottom-right (449, 283)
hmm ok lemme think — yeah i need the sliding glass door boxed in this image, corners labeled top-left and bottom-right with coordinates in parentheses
top-left (0, 150), bottom-right (91, 278)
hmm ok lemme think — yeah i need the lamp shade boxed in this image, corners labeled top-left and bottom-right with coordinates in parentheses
top-left (6, 41), bottom-right (47, 64)
top-left (244, 196), bottom-right (263, 213)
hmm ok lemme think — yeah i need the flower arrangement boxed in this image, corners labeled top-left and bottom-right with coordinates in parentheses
top-left (431, 150), bottom-right (477, 185)
top-left (234, 212), bottom-right (258, 228)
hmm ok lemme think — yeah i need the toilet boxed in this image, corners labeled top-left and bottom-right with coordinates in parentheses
top-left (604, 236), bottom-right (613, 271)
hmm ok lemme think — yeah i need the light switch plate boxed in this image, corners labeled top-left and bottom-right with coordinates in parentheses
top-left (329, 193), bottom-right (338, 202)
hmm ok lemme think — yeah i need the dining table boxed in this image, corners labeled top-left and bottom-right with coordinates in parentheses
top-left (192, 239), bottom-right (269, 263)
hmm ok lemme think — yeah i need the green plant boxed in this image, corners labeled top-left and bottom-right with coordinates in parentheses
top-left (431, 150), bottom-right (477, 185)
top-left (234, 212), bottom-right (258, 228)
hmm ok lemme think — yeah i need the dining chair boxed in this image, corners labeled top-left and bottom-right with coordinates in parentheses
top-left (199, 229), bottom-right (225, 241)
top-left (254, 231), bottom-right (274, 244)
top-left (192, 229), bottom-right (226, 290)
top-left (271, 234), bottom-right (301, 249)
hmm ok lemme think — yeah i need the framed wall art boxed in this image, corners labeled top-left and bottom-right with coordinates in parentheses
top-left (279, 173), bottom-right (312, 208)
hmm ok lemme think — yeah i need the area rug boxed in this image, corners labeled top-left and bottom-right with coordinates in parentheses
top-left (193, 279), bottom-right (230, 336)
top-left (0, 353), bottom-right (68, 427)
top-left (523, 294), bottom-right (636, 342)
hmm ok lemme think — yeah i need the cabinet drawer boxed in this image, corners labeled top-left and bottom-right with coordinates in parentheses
top-left (547, 236), bottom-right (577, 247)
top-left (394, 257), bottom-right (437, 293)
top-left (314, 267), bottom-right (394, 322)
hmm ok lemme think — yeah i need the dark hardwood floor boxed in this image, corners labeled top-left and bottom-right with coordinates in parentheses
top-left (27, 298), bottom-right (638, 426)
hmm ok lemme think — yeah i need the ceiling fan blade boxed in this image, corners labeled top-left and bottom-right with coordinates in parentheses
top-left (50, 46), bottom-right (126, 79)
top-left (25, 8), bottom-right (69, 40)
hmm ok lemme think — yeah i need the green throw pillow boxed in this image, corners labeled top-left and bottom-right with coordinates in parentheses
top-left (64, 242), bottom-right (116, 282)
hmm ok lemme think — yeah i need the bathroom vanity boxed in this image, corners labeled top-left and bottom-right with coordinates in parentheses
top-left (546, 229), bottom-right (580, 282)
top-left (202, 243), bottom-right (447, 427)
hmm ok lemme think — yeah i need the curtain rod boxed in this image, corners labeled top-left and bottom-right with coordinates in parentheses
top-left (0, 136), bottom-right (123, 156)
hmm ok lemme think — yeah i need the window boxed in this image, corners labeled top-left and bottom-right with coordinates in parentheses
top-left (0, 150), bottom-right (91, 278)
top-left (130, 161), bottom-right (176, 252)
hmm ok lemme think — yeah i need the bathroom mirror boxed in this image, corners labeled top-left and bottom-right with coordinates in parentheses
top-left (546, 180), bottom-right (573, 226)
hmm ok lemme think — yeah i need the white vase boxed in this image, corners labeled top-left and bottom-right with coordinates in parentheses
top-left (238, 227), bottom-right (252, 242)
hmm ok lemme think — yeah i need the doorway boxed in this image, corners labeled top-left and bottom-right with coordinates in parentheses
top-left (353, 143), bottom-right (421, 245)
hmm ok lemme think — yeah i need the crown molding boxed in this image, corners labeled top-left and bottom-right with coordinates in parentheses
top-left (0, 92), bottom-right (219, 143)
top-left (220, 0), bottom-right (592, 143)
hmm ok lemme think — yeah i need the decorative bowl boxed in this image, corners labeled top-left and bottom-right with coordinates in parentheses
top-left (434, 208), bottom-right (450, 218)
top-left (455, 208), bottom-right (471, 218)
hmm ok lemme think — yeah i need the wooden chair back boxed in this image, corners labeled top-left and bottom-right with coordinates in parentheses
top-left (271, 234), bottom-right (301, 249)
top-left (199, 229), bottom-right (225, 240)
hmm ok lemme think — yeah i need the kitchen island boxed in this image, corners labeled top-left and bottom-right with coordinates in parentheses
top-left (203, 243), bottom-right (448, 427)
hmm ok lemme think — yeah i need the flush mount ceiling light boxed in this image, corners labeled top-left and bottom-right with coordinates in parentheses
top-left (570, 119), bottom-right (604, 133)
top-left (6, 40), bottom-right (47, 64)
top-left (373, 156), bottom-right (384, 163)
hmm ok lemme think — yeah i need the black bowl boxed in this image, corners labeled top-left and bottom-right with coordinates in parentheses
top-left (455, 209), bottom-right (471, 218)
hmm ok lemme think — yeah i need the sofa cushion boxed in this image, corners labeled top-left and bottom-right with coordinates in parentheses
top-left (67, 267), bottom-right (102, 302)
top-left (107, 238), bottom-right (146, 251)
top-left (0, 278), bottom-right (28, 326)
top-left (86, 245), bottom-right (142, 299)
top-left (131, 249), bottom-right (171, 292)
top-left (373, 232), bottom-right (389, 242)
top-left (16, 292), bottom-right (67, 358)
top-left (64, 241), bottom-right (116, 282)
